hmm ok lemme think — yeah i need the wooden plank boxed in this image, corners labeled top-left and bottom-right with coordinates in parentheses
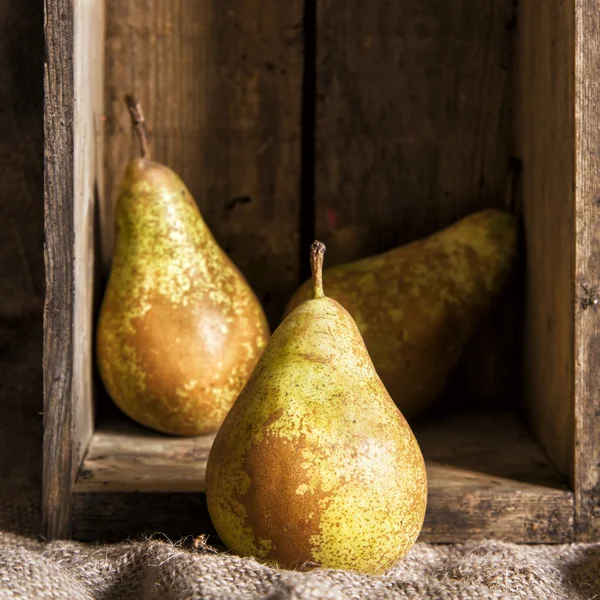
top-left (44, 0), bottom-right (105, 541)
top-left (72, 487), bottom-right (573, 544)
top-left (417, 412), bottom-right (574, 542)
top-left (72, 0), bottom-right (105, 486)
top-left (103, 0), bottom-right (303, 327)
top-left (72, 492), bottom-right (216, 543)
top-left (73, 418), bottom-right (214, 492)
top-left (73, 412), bottom-right (573, 542)
top-left (414, 412), bottom-right (571, 491)
top-left (574, 0), bottom-right (600, 542)
top-left (315, 0), bottom-right (518, 410)
top-left (516, 1), bottom-right (575, 482)
top-left (76, 412), bottom-right (568, 493)
top-left (421, 488), bottom-right (573, 543)
top-left (43, 0), bottom-right (75, 541)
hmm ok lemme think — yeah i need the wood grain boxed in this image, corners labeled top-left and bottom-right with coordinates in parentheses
top-left (315, 0), bottom-right (518, 410)
top-left (574, 0), bottom-right (600, 542)
top-left (74, 418), bottom-right (215, 492)
top-left (44, 0), bottom-right (105, 541)
top-left (72, 411), bottom-right (572, 542)
top-left (516, 1), bottom-right (575, 483)
top-left (421, 488), bottom-right (573, 543)
top-left (417, 413), bottom-right (574, 542)
top-left (72, 0), bottom-right (105, 487)
top-left (43, 0), bottom-right (75, 541)
top-left (72, 492), bottom-right (216, 542)
top-left (103, 0), bottom-right (303, 327)
top-left (73, 487), bottom-right (573, 544)
top-left (415, 412), bottom-right (570, 490)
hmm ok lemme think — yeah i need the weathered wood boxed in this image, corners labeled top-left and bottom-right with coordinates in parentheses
top-left (414, 412), bottom-right (570, 490)
top-left (44, 0), bottom-right (105, 541)
top-left (72, 0), bottom-right (105, 486)
top-left (72, 486), bottom-right (573, 545)
top-left (421, 488), bottom-right (573, 543)
top-left (315, 0), bottom-right (518, 410)
top-left (103, 0), bottom-right (303, 327)
top-left (74, 418), bottom-right (215, 492)
top-left (417, 412), bottom-right (574, 542)
top-left (574, 0), bottom-right (600, 542)
top-left (43, 0), bottom-right (75, 541)
top-left (72, 411), bottom-right (572, 542)
top-left (77, 412), bottom-right (568, 492)
top-left (516, 1), bottom-right (575, 483)
top-left (72, 492), bottom-right (216, 543)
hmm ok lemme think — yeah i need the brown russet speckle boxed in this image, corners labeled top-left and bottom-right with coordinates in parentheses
top-left (96, 159), bottom-right (269, 435)
top-left (284, 209), bottom-right (518, 420)
top-left (206, 266), bottom-right (428, 574)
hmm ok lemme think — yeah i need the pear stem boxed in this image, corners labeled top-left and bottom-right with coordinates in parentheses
top-left (125, 94), bottom-right (151, 160)
top-left (310, 241), bottom-right (326, 299)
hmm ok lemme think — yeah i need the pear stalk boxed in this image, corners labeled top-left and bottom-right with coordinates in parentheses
top-left (310, 241), bottom-right (326, 299)
top-left (124, 94), bottom-right (151, 160)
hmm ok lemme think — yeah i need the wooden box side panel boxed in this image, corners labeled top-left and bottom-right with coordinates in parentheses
top-left (516, 0), bottom-right (576, 482)
top-left (43, 0), bottom-right (105, 541)
top-left (102, 1), bottom-right (304, 328)
top-left (315, 0), bottom-right (519, 410)
top-left (43, 0), bottom-right (75, 541)
top-left (574, 0), bottom-right (600, 542)
top-left (72, 0), bottom-right (105, 485)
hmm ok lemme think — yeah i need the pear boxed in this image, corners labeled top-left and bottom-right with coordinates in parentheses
top-left (205, 241), bottom-right (428, 574)
top-left (96, 96), bottom-right (269, 436)
top-left (284, 209), bottom-right (518, 420)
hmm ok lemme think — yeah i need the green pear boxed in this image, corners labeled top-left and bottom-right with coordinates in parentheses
top-left (206, 241), bottom-right (428, 574)
top-left (284, 209), bottom-right (518, 420)
top-left (96, 96), bottom-right (269, 436)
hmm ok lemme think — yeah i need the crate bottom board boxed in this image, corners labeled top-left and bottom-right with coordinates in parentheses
top-left (71, 411), bottom-right (574, 543)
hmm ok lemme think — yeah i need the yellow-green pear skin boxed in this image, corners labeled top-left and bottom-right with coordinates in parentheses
top-left (284, 209), bottom-right (518, 420)
top-left (96, 97), bottom-right (269, 436)
top-left (206, 242), bottom-right (427, 574)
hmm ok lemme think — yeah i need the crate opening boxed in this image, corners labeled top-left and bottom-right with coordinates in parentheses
top-left (67, 0), bottom-right (581, 542)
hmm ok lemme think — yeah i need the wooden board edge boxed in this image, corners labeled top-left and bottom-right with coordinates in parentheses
top-left (43, 0), bottom-right (76, 541)
top-left (574, 0), bottom-right (600, 542)
top-left (71, 488), bottom-right (574, 545)
top-left (421, 489), bottom-right (575, 544)
top-left (516, 0), bottom-right (576, 487)
top-left (71, 0), bottom-right (105, 485)
top-left (71, 492), bottom-right (216, 543)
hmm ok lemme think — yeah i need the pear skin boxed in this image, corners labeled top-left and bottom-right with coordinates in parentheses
top-left (206, 242), bottom-right (427, 574)
top-left (96, 97), bottom-right (269, 436)
top-left (283, 209), bottom-right (518, 420)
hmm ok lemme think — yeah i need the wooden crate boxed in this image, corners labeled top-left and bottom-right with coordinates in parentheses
top-left (44, 0), bottom-right (600, 543)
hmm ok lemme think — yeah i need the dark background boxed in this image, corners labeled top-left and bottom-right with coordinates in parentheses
top-left (0, 1), bottom-right (43, 535)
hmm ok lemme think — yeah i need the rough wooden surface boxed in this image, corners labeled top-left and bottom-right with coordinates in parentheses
top-left (72, 492), bottom-right (216, 542)
top-left (72, 411), bottom-right (572, 542)
top-left (74, 418), bottom-right (215, 492)
top-left (574, 0), bottom-right (600, 542)
top-left (72, 0), bottom-right (105, 487)
top-left (421, 488), bottom-right (573, 543)
top-left (516, 0), bottom-right (575, 484)
top-left (417, 412), bottom-right (574, 542)
top-left (103, 0), bottom-right (303, 327)
top-left (43, 0), bottom-right (75, 542)
top-left (44, 0), bottom-right (105, 540)
top-left (315, 0), bottom-right (518, 411)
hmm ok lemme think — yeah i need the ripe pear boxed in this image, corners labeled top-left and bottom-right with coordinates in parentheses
top-left (96, 96), bottom-right (269, 436)
top-left (205, 241), bottom-right (428, 574)
top-left (284, 209), bottom-right (518, 420)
